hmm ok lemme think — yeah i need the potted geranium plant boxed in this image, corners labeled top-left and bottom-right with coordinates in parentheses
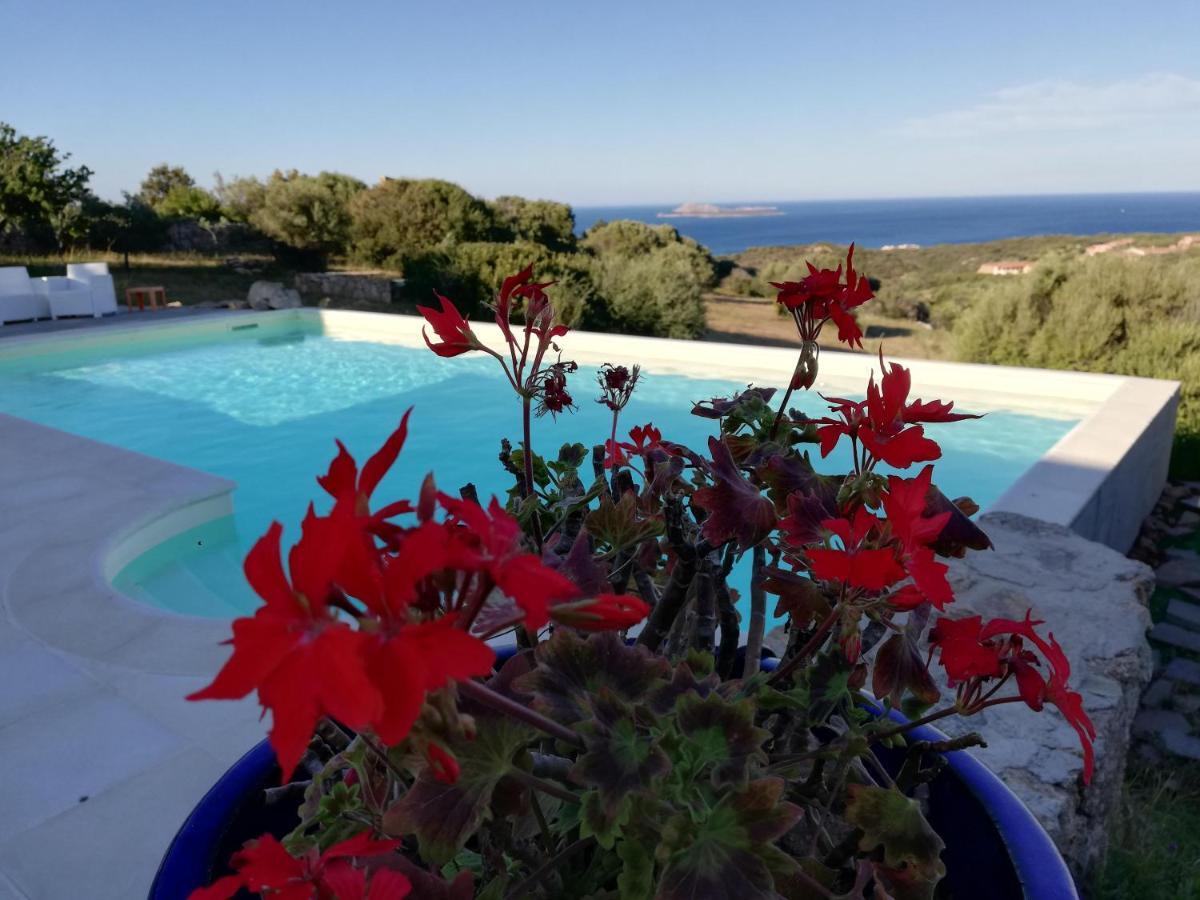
top-left (167, 250), bottom-right (1091, 899)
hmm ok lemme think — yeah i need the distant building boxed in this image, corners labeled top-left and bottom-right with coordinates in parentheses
top-left (977, 260), bottom-right (1035, 276)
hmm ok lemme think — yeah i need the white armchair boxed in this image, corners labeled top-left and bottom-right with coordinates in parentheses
top-left (66, 263), bottom-right (118, 316)
top-left (33, 275), bottom-right (95, 319)
top-left (0, 266), bottom-right (47, 324)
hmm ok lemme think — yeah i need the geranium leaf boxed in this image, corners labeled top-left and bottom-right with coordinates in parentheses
top-left (513, 630), bottom-right (670, 726)
top-left (579, 790), bottom-right (633, 851)
top-left (572, 691), bottom-right (671, 831)
top-left (872, 633), bottom-right (940, 708)
top-left (762, 566), bottom-right (830, 627)
top-left (925, 486), bottom-right (991, 556)
top-left (657, 778), bottom-right (802, 900)
top-left (673, 692), bottom-right (770, 789)
top-left (585, 492), bottom-right (665, 552)
top-left (691, 386), bottom-right (777, 421)
top-left (617, 834), bottom-right (655, 900)
top-left (382, 714), bottom-right (535, 866)
top-left (645, 659), bottom-right (721, 716)
top-left (756, 452), bottom-right (840, 517)
top-left (693, 437), bottom-right (777, 550)
top-left (844, 784), bottom-right (946, 887)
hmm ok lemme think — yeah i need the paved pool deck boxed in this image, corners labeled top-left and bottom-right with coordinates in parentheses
top-left (0, 309), bottom-right (1180, 898)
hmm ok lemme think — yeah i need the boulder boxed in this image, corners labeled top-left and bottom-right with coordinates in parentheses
top-left (247, 281), bottom-right (302, 310)
top-left (932, 512), bottom-right (1153, 879)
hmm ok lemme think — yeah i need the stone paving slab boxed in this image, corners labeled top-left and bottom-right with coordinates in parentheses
top-left (1165, 657), bottom-right (1200, 686)
top-left (1167, 598), bottom-right (1200, 630)
top-left (1150, 622), bottom-right (1200, 653)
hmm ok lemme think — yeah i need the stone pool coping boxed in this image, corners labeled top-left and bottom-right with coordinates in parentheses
top-left (0, 307), bottom-right (1179, 896)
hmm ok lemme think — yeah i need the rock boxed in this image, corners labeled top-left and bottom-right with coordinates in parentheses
top-left (932, 512), bottom-right (1153, 878)
top-left (1155, 557), bottom-right (1200, 588)
top-left (1142, 678), bottom-right (1174, 707)
top-left (1150, 623), bottom-right (1200, 653)
top-left (165, 300), bottom-right (183, 308)
top-left (1177, 510), bottom-right (1200, 527)
top-left (1133, 708), bottom-right (1190, 738)
top-left (763, 626), bottom-right (789, 656)
top-left (247, 281), bottom-right (302, 310)
top-left (1183, 496), bottom-right (1200, 513)
top-left (1164, 657), bottom-right (1200, 686)
top-left (1167, 599), bottom-right (1200, 630)
top-left (1173, 693), bottom-right (1200, 716)
top-left (1160, 728), bottom-right (1200, 761)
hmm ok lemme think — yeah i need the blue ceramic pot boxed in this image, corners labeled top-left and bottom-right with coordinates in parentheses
top-left (151, 651), bottom-right (1078, 899)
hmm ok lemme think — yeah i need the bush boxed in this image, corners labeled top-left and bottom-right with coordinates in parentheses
top-left (489, 195), bottom-right (576, 250)
top-left (954, 253), bottom-right (1200, 476)
top-left (214, 174), bottom-right (267, 224)
top-left (582, 220), bottom-right (715, 338)
top-left (399, 240), bottom-right (602, 329)
top-left (251, 170), bottom-right (365, 268)
top-left (349, 178), bottom-right (496, 265)
top-left (157, 185), bottom-right (222, 221)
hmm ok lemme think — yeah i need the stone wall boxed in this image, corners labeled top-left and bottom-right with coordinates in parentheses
top-left (936, 511), bottom-right (1154, 878)
top-left (293, 272), bottom-right (400, 306)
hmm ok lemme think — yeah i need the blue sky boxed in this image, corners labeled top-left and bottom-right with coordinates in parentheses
top-left (5, 0), bottom-right (1200, 205)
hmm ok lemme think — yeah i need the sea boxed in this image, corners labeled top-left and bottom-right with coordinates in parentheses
top-left (573, 193), bottom-right (1200, 256)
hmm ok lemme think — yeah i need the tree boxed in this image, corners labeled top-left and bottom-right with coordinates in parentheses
top-left (157, 184), bottom-right (222, 221)
top-left (349, 178), bottom-right (496, 265)
top-left (489, 196), bottom-right (576, 250)
top-left (582, 219), bottom-right (716, 338)
top-left (138, 164), bottom-right (195, 209)
top-left (251, 170), bottom-right (365, 268)
top-left (0, 122), bottom-right (92, 239)
top-left (213, 173), bottom-right (266, 223)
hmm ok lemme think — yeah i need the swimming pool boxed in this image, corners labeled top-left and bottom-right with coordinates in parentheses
top-left (0, 317), bottom-right (1078, 619)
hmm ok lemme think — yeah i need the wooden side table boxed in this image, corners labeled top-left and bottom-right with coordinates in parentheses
top-left (125, 285), bottom-right (166, 312)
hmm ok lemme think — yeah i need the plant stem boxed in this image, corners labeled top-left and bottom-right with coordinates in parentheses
top-left (459, 678), bottom-right (584, 749)
top-left (871, 695), bottom-right (1024, 743)
top-left (767, 606), bottom-right (840, 685)
top-left (692, 558), bottom-right (716, 654)
top-left (769, 381), bottom-right (797, 441)
top-left (744, 544), bottom-right (767, 678)
top-left (509, 767), bottom-right (580, 805)
top-left (504, 838), bottom-right (594, 900)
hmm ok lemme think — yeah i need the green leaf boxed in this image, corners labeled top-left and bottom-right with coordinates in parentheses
top-left (617, 834), bottom-right (655, 900)
top-left (657, 778), bottom-right (802, 900)
top-left (513, 630), bottom-right (670, 726)
top-left (673, 692), bottom-right (770, 789)
top-left (645, 659), bottom-right (720, 717)
top-left (844, 784), bottom-right (946, 888)
top-left (585, 492), bottom-right (664, 552)
top-left (572, 691), bottom-right (671, 833)
top-left (580, 790), bottom-right (632, 850)
top-left (872, 632), bottom-right (940, 708)
top-left (382, 714), bottom-right (535, 866)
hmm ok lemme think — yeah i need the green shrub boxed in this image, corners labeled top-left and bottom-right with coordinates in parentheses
top-left (251, 170), bottom-right (365, 268)
top-left (489, 196), bottom-right (576, 250)
top-left (350, 178), bottom-right (495, 265)
top-left (157, 185), bottom-right (222, 221)
top-left (954, 253), bottom-right (1200, 477)
top-left (214, 174), bottom-right (267, 224)
top-left (582, 220), bottom-right (715, 338)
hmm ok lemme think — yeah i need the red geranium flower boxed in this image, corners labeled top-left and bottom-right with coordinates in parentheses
top-left (771, 244), bottom-right (874, 349)
top-left (417, 292), bottom-right (480, 358)
top-left (816, 353), bottom-right (977, 469)
top-left (549, 592), bottom-right (651, 631)
top-left (189, 830), bottom-right (409, 900)
top-left (930, 611), bottom-right (1096, 782)
top-left (439, 494), bottom-right (580, 629)
top-left (802, 508), bottom-right (907, 592)
top-left (187, 509), bottom-right (382, 779)
top-left (880, 466), bottom-right (955, 609)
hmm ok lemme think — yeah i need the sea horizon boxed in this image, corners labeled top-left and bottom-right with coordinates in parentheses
top-left (573, 191), bottom-right (1200, 256)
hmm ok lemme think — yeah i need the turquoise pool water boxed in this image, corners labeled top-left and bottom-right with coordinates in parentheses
top-left (0, 321), bottom-right (1079, 619)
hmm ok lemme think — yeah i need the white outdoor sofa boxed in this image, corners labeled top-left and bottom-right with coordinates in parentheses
top-left (65, 262), bottom-right (119, 317)
top-left (0, 266), bottom-right (49, 324)
top-left (33, 275), bottom-right (94, 319)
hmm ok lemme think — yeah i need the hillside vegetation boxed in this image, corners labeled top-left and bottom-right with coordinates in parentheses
top-left (718, 237), bottom-right (1200, 476)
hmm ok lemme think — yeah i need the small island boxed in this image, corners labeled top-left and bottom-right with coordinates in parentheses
top-left (657, 202), bottom-right (784, 219)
